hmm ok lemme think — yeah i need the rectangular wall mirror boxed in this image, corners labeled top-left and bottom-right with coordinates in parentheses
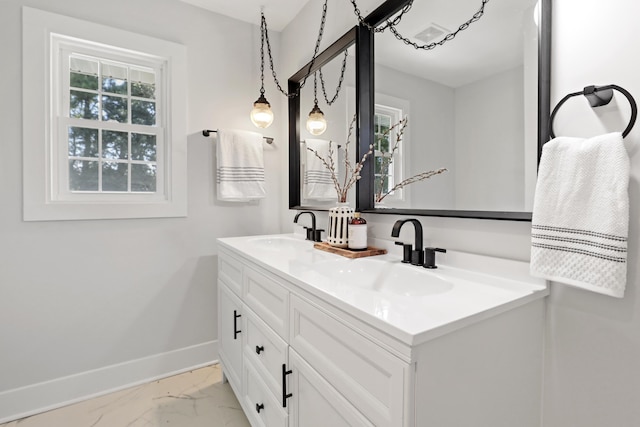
top-left (288, 27), bottom-right (357, 210)
top-left (357, 0), bottom-right (551, 221)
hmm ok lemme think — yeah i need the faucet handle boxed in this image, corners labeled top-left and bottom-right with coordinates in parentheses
top-left (423, 247), bottom-right (446, 269)
top-left (303, 227), bottom-right (314, 241)
top-left (394, 241), bottom-right (413, 263)
top-left (313, 229), bottom-right (324, 243)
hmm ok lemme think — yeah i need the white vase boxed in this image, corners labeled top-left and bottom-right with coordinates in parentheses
top-left (327, 202), bottom-right (354, 248)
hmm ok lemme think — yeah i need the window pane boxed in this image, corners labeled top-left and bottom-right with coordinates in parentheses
top-left (374, 156), bottom-right (383, 174)
top-left (131, 100), bottom-right (156, 126)
top-left (70, 57), bottom-right (99, 90)
top-left (131, 68), bottom-right (155, 99)
top-left (69, 160), bottom-right (99, 191)
top-left (131, 133), bottom-right (157, 161)
top-left (379, 136), bottom-right (390, 152)
top-left (131, 164), bottom-right (156, 192)
top-left (70, 72), bottom-right (98, 91)
top-left (102, 162), bottom-right (128, 191)
top-left (102, 130), bottom-right (128, 160)
top-left (102, 64), bottom-right (128, 95)
top-left (70, 91), bottom-right (99, 120)
top-left (68, 127), bottom-right (99, 157)
top-left (102, 95), bottom-right (128, 123)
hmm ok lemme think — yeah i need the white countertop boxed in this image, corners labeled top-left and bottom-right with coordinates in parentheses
top-left (217, 234), bottom-right (548, 347)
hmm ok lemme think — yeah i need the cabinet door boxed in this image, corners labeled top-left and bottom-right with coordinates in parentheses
top-left (218, 281), bottom-right (243, 390)
top-left (288, 349), bottom-right (374, 427)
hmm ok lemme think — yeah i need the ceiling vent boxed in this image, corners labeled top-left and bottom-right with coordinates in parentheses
top-left (414, 23), bottom-right (450, 44)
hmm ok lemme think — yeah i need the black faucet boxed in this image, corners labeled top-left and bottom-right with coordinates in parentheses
top-left (294, 211), bottom-right (324, 242)
top-left (391, 219), bottom-right (424, 266)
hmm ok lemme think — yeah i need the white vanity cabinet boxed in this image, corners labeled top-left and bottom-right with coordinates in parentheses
top-left (218, 249), bottom-right (396, 426)
top-left (217, 238), bottom-right (547, 427)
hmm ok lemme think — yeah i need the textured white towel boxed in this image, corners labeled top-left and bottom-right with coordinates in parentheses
top-left (216, 129), bottom-right (266, 201)
top-left (303, 139), bottom-right (337, 201)
top-left (530, 132), bottom-right (629, 297)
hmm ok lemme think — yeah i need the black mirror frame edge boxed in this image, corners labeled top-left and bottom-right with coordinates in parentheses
top-left (288, 0), bottom-right (551, 221)
top-left (288, 27), bottom-right (358, 210)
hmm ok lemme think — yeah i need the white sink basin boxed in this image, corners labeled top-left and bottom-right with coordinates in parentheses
top-left (313, 258), bottom-right (454, 297)
top-left (248, 235), bottom-right (313, 252)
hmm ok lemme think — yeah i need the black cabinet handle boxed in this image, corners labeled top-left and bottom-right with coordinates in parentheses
top-left (282, 364), bottom-right (293, 407)
top-left (233, 310), bottom-right (241, 340)
top-left (256, 403), bottom-right (264, 413)
top-left (256, 345), bottom-right (265, 355)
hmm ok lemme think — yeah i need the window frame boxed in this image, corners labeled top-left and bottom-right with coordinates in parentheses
top-left (374, 103), bottom-right (404, 203)
top-left (23, 7), bottom-right (187, 221)
top-left (54, 39), bottom-right (166, 201)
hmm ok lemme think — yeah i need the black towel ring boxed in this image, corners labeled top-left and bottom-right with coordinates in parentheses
top-left (549, 84), bottom-right (637, 139)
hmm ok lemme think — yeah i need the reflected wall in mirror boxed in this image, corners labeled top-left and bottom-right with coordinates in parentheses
top-left (358, 0), bottom-right (551, 220)
top-left (289, 28), bottom-right (358, 209)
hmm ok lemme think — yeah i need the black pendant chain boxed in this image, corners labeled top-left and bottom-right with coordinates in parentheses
top-left (350, 0), bottom-right (490, 51)
top-left (319, 50), bottom-right (348, 106)
top-left (261, 0), bottom-right (328, 98)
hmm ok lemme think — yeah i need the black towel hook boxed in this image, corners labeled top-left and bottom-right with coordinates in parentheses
top-left (549, 84), bottom-right (637, 139)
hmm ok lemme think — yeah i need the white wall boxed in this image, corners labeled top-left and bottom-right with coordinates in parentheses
top-left (283, 1), bottom-right (640, 426)
top-left (375, 63), bottom-right (456, 209)
top-left (0, 0), bottom-right (283, 422)
top-left (543, 1), bottom-right (640, 425)
top-left (454, 66), bottom-right (525, 211)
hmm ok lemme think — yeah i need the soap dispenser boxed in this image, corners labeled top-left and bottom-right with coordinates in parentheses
top-left (348, 213), bottom-right (368, 250)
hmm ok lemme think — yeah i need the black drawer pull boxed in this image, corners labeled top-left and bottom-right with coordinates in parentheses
top-left (256, 345), bottom-right (265, 355)
top-left (233, 310), bottom-right (241, 340)
top-left (256, 403), bottom-right (264, 413)
top-left (282, 364), bottom-right (293, 407)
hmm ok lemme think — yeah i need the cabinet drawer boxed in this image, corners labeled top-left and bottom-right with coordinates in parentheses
top-left (243, 266), bottom-right (289, 339)
top-left (244, 306), bottom-right (288, 399)
top-left (290, 295), bottom-right (407, 427)
top-left (219, 252), bottom-right (243, 296)
top-left (243, 357), bottom-right (288, 427)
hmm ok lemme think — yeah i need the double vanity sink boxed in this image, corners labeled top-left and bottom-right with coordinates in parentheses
top-left (218, 233), bottom-right (548, 426)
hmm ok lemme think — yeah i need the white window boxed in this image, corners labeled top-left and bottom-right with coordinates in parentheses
top-left (23, 7), bottom-right (187, 221)
top-left (374, 104), bottom-right (403, 203)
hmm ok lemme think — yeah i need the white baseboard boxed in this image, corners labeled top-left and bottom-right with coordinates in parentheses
top-left (0, 340), bottom-right (218, 424)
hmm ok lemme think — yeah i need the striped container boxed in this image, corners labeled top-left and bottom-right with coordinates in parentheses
top-left (327, 203), bottom-right (354, 248)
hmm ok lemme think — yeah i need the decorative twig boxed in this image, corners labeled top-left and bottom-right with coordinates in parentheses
top-left (306, 113), bottom-right (373, 203)
top-left (376, 168), bottom-right (448, 203)
top-left (373, 116), bottom-right (447, 203)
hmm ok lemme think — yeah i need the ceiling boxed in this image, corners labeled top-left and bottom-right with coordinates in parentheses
top-left (179, 0), bottom-right (539, 88)
top-left (375, 0), bottom-right (540, 87)
top-left (178, 0), bottom-right (312, 31)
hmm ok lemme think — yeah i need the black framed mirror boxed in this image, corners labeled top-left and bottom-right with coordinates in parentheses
top-left (356, 0), bottom-right (552, 221)
top-left (288, 27), bottom-right (359, 210)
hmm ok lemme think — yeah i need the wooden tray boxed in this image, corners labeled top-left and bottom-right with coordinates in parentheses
top-left (313, 242), bottom-right (387, 259)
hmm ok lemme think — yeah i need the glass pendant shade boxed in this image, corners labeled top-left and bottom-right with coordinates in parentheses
top-left (306, 103), bottom-right (327, 136)
top-left (250, 94), bottom-right (274, 129)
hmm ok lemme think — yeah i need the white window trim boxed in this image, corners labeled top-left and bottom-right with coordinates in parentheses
top-left (23, 7), bottom-right (187, 221)
top-left (374, 103), bottom-right (405, 203)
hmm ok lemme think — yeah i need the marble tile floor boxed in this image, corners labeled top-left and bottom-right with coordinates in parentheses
top-left (0, 364), bottom-right (251, 427)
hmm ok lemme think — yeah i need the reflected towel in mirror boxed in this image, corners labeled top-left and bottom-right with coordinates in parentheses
top-left (303, 139), bottom-right (337, 201)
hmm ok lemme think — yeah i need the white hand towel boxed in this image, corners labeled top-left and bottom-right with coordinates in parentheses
top-left (216, 129), bottom-right (266, 201)
top-left (530, 132), bottom-right (629, 297)
top-left (304, 139), bottom-right (337, 201)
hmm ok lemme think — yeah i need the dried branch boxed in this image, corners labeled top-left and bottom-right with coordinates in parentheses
top-left (376, 168), bottom-right (448, 203)
top-left (306, 113), bottom-right (372, 203)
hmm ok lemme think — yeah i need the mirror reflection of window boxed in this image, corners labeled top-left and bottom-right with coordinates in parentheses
top-left (374, 105), bottom-right (403, 204)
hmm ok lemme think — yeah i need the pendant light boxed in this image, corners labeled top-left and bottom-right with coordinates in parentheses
top-left (250, 10), bottom-right (274, 129)
top-left (306, 72), bottom-right (327, 136)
